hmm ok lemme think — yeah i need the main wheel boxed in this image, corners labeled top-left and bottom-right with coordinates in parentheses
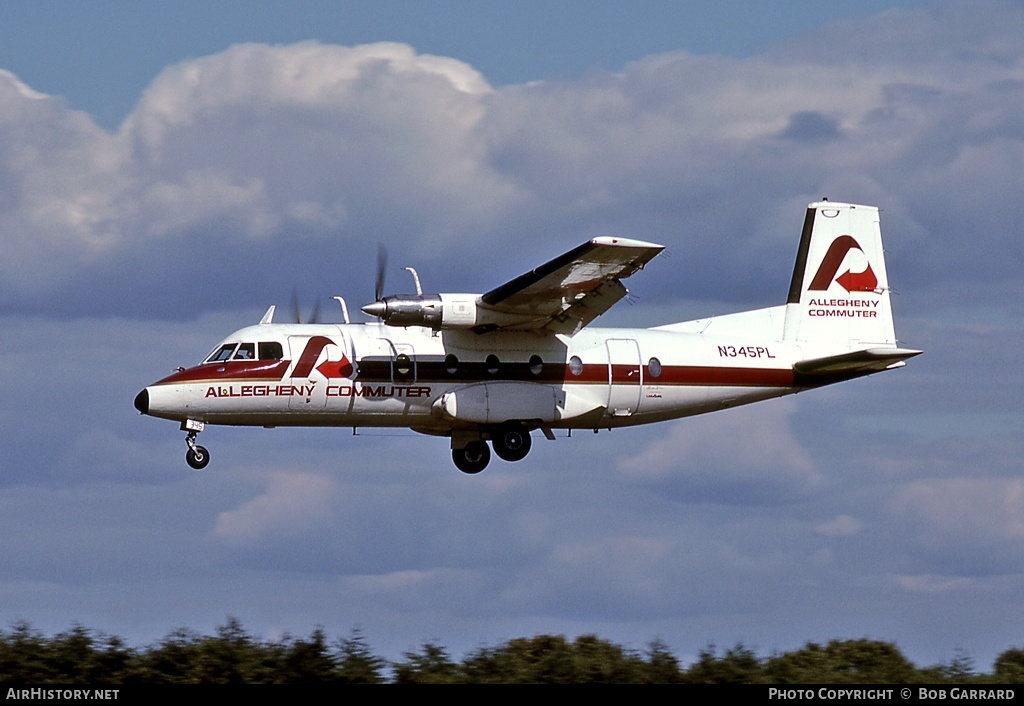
top-left (452, 440), bottom-right (490, 474)
top-left (186, 445), bottom-right (210, 470)
top-left (492, 427), bottom-right (532, 462)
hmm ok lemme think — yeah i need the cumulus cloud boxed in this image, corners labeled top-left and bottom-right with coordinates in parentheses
top-left (0, 42), bottom-right (525, 314)
top-left (2, 9), bottom-right (1023, 317)
top-left (617, 400), bottom-right (821, 504)
top-left (0, 71), bottom-right (128, 292)
top-left (214, 470), bottom-right (337, 541)
top-left (122, 42), bottom-right (516, 245)
top-left (894, 478), bottom-right (1024, 544)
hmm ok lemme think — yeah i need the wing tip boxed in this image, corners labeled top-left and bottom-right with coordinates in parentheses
top-left (590, 236), bottom-right (664, 250)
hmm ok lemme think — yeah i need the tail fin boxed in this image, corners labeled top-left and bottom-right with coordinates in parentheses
top-left (783, 202), bottom-right (898, 349)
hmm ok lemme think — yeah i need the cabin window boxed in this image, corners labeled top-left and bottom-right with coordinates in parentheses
top-left (445, 354), bottom-right (459, 375)
top-left (259, 342), bottom-right (284, 360)
top-left (568, 355), bottom-right (583, 376)
top-left (647, 357), bottom-right (662, 378)
top-left (486, 354), bottom-right (500, 375)
top-left (529, 355), bottom-right (544, 376)
top-left (207, 343), bottom-right (238, 363)
top-left (233, 343), bottom-right (255, 360)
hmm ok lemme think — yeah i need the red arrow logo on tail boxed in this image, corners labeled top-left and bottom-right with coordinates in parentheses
top-left (809, 235), bottom-right (879, 293)
top-left (835, 264), bottom-right (878, 293)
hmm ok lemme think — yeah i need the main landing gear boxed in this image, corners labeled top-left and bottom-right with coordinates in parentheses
top-left (181, 419), bottom-right (210, 470)
top-left (492, 426), bottom-right (532, 462)
top-left (452, 440), bottom-right (490, 474)
top-left (451, 425), bottom-right (534, 474)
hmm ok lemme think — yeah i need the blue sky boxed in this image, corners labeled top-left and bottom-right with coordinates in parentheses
top-left (1, 0), bottom-right (1022, 671)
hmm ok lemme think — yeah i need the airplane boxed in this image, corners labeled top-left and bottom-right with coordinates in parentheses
top-left (134, 201), bottom-right (921, 474)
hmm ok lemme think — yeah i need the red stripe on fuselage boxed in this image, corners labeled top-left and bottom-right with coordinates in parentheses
top-left (154, 360), bottom-right (797, 389)
top-left (154, 360), bottom-right (291, 385)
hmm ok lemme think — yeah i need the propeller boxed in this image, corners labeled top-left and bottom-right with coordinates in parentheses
top-left (363, 244), bottom-right (389, 319)
top-left (290, 288), bottom-right (322, 324)
top-left (360, 245), bottom-right (442, 327)
top-left (374, 243), bottom-right (388, 302)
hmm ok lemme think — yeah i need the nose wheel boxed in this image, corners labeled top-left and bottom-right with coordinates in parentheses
top-left (186, 440), bottom-right (210, 470)
top-left (181, 420), bottom-right (210, 470)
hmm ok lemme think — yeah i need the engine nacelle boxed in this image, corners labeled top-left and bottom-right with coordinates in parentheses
top-left (362, 294), bottom-right (444, 328)
top-left (362, 293), bottom-right (537, 331)
top-left (433, 382), bottom-right (560, 424)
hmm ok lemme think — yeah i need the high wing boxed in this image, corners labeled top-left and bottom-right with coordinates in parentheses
top-left (478, 237), bottom-right (664, 335)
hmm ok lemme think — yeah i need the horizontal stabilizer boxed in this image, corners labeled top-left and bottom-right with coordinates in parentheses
top-left (795, 348), bottom-right (922, 375)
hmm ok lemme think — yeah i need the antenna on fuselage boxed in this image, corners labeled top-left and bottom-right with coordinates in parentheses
top-left (333, 296), bottom-right (351, 324)
top-left (403, 267), bottom-right (423, 295)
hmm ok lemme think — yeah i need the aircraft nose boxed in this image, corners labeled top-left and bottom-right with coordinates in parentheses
top-left (134, 388), bottom-right (149, 415)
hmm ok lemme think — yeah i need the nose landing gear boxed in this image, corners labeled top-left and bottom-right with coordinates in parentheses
top-left (181, 419), bottom-right (210, 470)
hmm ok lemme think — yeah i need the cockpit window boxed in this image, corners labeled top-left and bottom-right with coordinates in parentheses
top-left (259, 342), bottom-right (284, 360)
top-left (233, 343), bottom-right (255, 360)
top-left (207, 343), bottom-right (238, 363)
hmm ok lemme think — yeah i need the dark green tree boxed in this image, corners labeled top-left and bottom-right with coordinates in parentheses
top-left (132, 628), bottom-right (203, 683)
top-left (392, 641), bottom-right (461, 684)
top-left (683, 643), bottom-right (764, 683)
top-left (336, 628), bottom-right (387, 684)
top-left (993, 648), bottom-right (1024, 683)
top-left (462, 634), bottom-right (654, 683)
top-left (570, 634), bottom-right (647, 683)
top-left (0, 622), bottom-right (57, 682)
top-left (279, 628), bottom-right (337, 683)
top-left (644, 638), bottom-right (684, 683)
top-left (764, 639), bottom-right (917, 684)
top-left (939, 648), bottom-right (976, 683)
top-left (49, 625), bottom-right (134, 683)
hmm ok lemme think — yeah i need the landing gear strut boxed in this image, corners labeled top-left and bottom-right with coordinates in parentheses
top-left (181, 419), bottom-right (210, 470)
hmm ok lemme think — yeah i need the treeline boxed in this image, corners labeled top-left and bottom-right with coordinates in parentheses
top-left (2, 619), bottom-right (1024, 684)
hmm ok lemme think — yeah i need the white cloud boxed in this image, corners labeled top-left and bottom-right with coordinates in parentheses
top-left (0, 72), bottom-right (128, 289)
top-left (893, 573), bottom-right (975, 594)
top-left (617, 400), bottom-right (821, 504)
top-left (894, 478), bottom-right (1024, 543)
top-left (815, 515), bottom-right (862, 537)
top-left (214, 470), bottom-right (337, 541)
top-left (2, 11), bottom-right (1023, 315)
top-left (120, 42), bottom-right (516, 249)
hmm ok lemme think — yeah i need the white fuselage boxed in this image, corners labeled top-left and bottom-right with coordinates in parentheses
top-left (134, 202), bottom-right (919, 472)
top-left (138, 308), bottom-right (827, 434)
